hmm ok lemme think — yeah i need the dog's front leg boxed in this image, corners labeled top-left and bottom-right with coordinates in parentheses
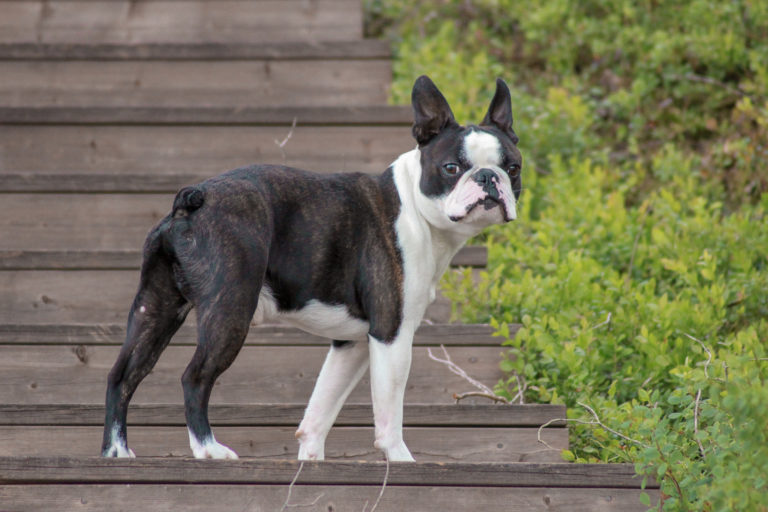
top-left (369, 330), bottom-right (415, 462)
top-left (297, 340), bottom-right (369, 460)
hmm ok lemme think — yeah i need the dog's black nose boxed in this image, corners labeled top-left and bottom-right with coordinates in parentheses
top-left (472, 168), bottom-right (499, 198)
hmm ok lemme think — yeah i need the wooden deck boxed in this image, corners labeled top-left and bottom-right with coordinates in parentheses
top-left (0, 0), bottom-right (657, 509)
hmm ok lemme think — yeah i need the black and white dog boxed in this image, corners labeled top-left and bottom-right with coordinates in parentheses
top-left (102, 76), bottom-right (522, 462)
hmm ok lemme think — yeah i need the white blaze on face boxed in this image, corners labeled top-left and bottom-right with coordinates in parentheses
top-left (443, 129), bottom-right (517, 224)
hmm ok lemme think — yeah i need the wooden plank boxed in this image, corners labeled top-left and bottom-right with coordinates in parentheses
top-left (0, 404), bottom-right (560, 428)
top-left (0, 426), bottom-right (568, 462)
top-left (0, 248), bottom-right (487, 270)
top-left (0, 484), bottom-right (660, 512)
top-left (0, 125), bottom-right (413, 175)
top-left (0, 345), bottom-right (506, 404)
top-left (0, 60), bottom-right (391, 108)
top-left (0, 322), bottom-right (507, 347)
top-left (0, 41), bottom-right (391, 60)
top-left (0, 1), bottom-right (362, 44)
top-left (0, 269), bottom-right (462, 324)
top-left (0, 106), bottom-right (413, 125)
top-left (0, 457), bottom-right (657, 489)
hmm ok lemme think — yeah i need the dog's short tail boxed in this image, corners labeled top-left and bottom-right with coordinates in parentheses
top-left (172, 186), bottom-right (204, 218)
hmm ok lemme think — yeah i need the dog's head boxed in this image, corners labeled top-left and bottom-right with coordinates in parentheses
top-left (409, 75), bottom-right (521, 235)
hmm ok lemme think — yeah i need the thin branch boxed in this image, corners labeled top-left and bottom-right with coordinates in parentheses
top-left (577, 401), bottom-right (651, 448)
top-left (453, 391), bottom-right (510, 404)
top-left (279, 461), bottom-right (304, 512)
top-left (666, 73), bottom-right (754, 99)
top-left (684, 332), bottom-right (724, 383)
top-left (427, 345), bottom-right (495, 395)
top-left (591, 312), bottom-right (612, 330)
top-left (365, 455), bottom-right (390, 512)
top-left (274, 117), bottom-right (298, 162)
top-left (694, 388), bottom-right (705, 458)
top-left (536, 402), bottom-right (654, 453)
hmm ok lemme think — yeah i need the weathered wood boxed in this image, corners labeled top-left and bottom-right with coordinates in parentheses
top-left (0, 1), bottom-right (362, 44)
top-left (0, 269), bottom-right (472, 324)
top-left (0, 457), bottom-right (658, 489)
top-left (0, 106), bottom-right (413, 125)
top-left (0, 426), bottom-right (567, 462)
top-left (0, 247), bottom-right (487, 270)
top-left (0, 345), bottom-right (506, 404)
top-left (0, 403), bottom-right (560, 427)
top-left (0, 125), bottom-right (413, 175)
top-left (0, 322), bottom-right (508, 347)
top-left (0, 41), bottom-right (391, 60)
top-left (0, 484), bottom-right (660, 512)
top-left (0, 60), bottom-right (391, 108)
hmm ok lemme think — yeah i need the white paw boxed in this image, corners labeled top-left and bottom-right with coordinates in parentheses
top-left (103, 444), bottom-right (136, 458)
top-left (375, 439), bottom-right (415, 462)
top-left (189, 431), bottom-right (239, 459)
top-left (296, 430), bottom-right (325, 461)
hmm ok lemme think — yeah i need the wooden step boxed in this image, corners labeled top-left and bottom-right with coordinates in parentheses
top-left (0, 105), bottom-right (413, 124)
top-left (0, 403), bottom-right (557, 427)
top-left (0, 404), bottom-right (566, 462)
top-left (0, 425), bottom-right (566, 462)
top-left (0, 457), bottom-right (659, 511)
top-left (0, 57), bottom-right (392, 108)
top-left (0, 41), bottom-right (391, 60)
top-left (0, 269), bottom-right (470, 324)
top-left (0, 344), bottom-right (506, 404)
top-left (0, 1), bottom-right (363, 44)
top-left (0, 124), bottom-right (412, 179)
top-left (0, 322), bottom-right (508, 346)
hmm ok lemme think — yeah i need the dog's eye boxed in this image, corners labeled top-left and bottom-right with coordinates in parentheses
top-left (442, 163), bottom-right (461, 176)
top-left (507, 163), bottom-right (521, 177)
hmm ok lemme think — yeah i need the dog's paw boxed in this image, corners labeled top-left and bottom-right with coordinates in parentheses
top-left (296, 429), bottom-right (325, 461)
top-left (189, 436), bottom-right (239, 459)
top-left (374, 439), bottom-right (415, 462)
top-left (102, 444), bottom-right (136, 458)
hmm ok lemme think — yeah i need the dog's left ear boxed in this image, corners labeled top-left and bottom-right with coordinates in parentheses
top-left (482, 78), bottom-right (519, 145)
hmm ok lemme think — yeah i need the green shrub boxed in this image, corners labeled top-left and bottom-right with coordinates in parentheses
top-left (367, 1), bottom-right (768, 509)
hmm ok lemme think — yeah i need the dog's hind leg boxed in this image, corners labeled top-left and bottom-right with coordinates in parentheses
top-left (296, 340), bottom-right (369, 460)
top-left (102, 237), bottom-right (190, 457)
top-left (182, 276), bottom-right (261, 459)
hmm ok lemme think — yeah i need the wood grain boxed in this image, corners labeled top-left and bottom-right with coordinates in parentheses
top-left (0, 322), bottom-right (507, 347)
top-left (0, 105), bottom-right (413, 125)
top-left (0, 269), bottom-right (472, 324)
top-left (0, 1), bottom-right (363, 44)
top-left (0, 60), bottom-right (391, 108)
top-left (0, 426), bottom-right (568, 462)
top-left (0, 484), bottom-right (659, 512)
top-left (0, 41), bottom-right (391, 60)
top-left (0, 125), bottom-right (413, 175)
top-left (0, 403), bottom-right (564, 428)
top-left (0, 457), bottom-right (657, 489)
top-left (0, 345), bottom-right (506, 404)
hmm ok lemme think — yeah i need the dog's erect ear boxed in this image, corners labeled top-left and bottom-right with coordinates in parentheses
top-left (411, 75), bottom-right (457, 146)
top-left (482, 78), bottom-right (519, 144)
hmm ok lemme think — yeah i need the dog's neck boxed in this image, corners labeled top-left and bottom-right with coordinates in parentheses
top-left (390, 148), bottom-right (474, 285)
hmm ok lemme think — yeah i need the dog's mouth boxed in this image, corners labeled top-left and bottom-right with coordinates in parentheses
top-left (449, 196), bottom-right (512, 222)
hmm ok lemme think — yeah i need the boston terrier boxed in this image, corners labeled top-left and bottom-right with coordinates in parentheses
top-left (101, 75), bottom-right (522, 462)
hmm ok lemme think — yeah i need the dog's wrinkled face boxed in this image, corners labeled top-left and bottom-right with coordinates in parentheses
top-left (410, 76), bottom-right (522, 234)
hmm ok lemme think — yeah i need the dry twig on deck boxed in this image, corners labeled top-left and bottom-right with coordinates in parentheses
top-left (427, 344), bottom-right (516, 404)
top-left (274, 117), bottom-right (298, 162)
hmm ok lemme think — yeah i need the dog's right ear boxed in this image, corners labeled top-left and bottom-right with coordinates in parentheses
top-left (411, 75), bottom-right (457, 146)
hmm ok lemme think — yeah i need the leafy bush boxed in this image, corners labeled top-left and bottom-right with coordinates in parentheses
top-left (367, 1), bottom-right (768, 510)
